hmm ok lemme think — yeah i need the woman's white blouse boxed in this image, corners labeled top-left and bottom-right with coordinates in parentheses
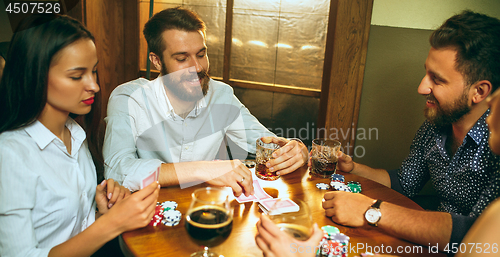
top-left (0, 119), bottom-right (97, 257)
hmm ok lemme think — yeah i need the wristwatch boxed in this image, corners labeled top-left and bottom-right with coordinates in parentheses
top-left (364, 199), bottom-right (383, 226)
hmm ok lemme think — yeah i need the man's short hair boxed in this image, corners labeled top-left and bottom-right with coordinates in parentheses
top-left (143, 7), bottom-right (206, 57)
top-left (430, 10), bottom-right (500, 91)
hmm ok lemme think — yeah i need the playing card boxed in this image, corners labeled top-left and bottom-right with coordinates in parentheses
top-left (253, 180), bottom-right (273, 201)
top-left (235, 179), bottom-right (272, 203)
top-left (258, 198), bottom-right (300, 214)
top-left (235, 193), bottom-right (258, 203)
top-left (141, 166), bottom-right (160, 189)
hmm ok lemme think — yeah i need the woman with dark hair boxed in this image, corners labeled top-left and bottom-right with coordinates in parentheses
top-left (0, 15), bottom-right (159, 257)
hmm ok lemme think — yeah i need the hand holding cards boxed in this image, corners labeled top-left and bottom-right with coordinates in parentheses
top-left (235, 180), bottom-right (272, 203)
top-left (141, 166), bottom-right (160, 189)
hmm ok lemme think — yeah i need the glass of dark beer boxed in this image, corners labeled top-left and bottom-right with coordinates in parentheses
top-left (185, 187), bottom-right (233, 257)
top-left (255, 138), bottom-right (281, 180)
top-left (310, 139), bottom-right (341, 178)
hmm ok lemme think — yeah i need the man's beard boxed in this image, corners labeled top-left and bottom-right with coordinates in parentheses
top-left (161, 61), bottom-right (210, 102)
top-left (424, 90), bottom-right (471, 129)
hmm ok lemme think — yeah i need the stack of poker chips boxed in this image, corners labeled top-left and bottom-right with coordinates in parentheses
top-left (316, 225), bottom-right (350, 257)
top-left (148, 201), bottom-right (182, 227)
top-left (149, 204), bottom-right (165, 226)
top-left (161, 201), bottom-right (182, 226)
top-left (346, 181), bottom-right (362, 193)
top-left (330, 174), bottom-right (351, 192)
top-left (329, 174), bottom-right (362, 193)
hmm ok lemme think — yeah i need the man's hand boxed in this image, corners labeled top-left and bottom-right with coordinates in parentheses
top-left (255, 214), bottom-right (323, 257)
top-left (335, 151), bottom-right (355, 173)
top-left (322, 191), bottom-right (374, 227)
top-left (262, 137), bottom-right (308, 176)
top-left (95, 179), bottom-right (131, 214)
top-left (206, 160), bottom-right (254, 197)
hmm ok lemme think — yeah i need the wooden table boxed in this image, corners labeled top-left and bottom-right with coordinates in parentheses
top-left (120, 166), bottom-right (446, 256)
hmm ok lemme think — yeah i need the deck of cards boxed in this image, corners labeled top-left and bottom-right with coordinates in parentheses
top-left (141, 166), bottom-right (160, 189)
top-left (258, 198), bottom-right (300, 215)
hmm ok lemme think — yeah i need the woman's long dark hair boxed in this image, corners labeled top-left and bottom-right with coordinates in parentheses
top-left (0, 14), bottom-right (104, 180)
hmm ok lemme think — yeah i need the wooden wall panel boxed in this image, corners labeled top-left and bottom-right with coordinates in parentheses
top-left (318, 0), bottom-right (373, 151)
top-left (84, 0), bottom-right (139, 118)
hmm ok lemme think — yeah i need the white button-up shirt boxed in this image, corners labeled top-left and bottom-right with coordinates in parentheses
top-left (103, 77), bottom-right (274, 190)
top-left (0, 119), bottom-right (96, 257)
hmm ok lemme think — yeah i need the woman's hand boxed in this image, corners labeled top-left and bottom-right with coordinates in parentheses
top-left (105, 181), bottom-right (160, 232)
top-left (95, 179), bottom-right (131, 215)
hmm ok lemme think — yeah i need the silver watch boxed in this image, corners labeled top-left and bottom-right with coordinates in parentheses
top-left (364, 199), bottom-right (382, 226)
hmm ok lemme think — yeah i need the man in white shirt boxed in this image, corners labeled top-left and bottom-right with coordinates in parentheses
top-left (103, 7), bottom-right (308, 194)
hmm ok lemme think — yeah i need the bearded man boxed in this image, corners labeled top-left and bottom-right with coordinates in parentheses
top-left (321, 10), bottom-right (500, 250)
top-left (103, 7), bottom-right (308, 194)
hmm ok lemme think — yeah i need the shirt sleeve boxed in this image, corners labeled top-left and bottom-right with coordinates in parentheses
top-left (395, 122), bottom-right (433, 197)
top-left (103, 86), bottom-right (163, 191)
top-left (0, 142), bottom-right (51, 257)
top-left (449, 167), bottom-right (500, 244)
top-left (387, 169), bottom-right (405, 194)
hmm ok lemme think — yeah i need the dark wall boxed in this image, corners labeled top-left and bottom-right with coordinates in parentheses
top-left (234, 88), bottom-right (320, 148)
top-left (354, 25), bottom-right (431, 170)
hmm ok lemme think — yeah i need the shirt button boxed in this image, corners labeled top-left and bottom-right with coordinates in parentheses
top-left (184, 146), bottom-right (189, 150)
top-left (82, 192), bottom-right (87, 197)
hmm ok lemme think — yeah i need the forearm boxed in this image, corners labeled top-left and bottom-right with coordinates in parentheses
top-left (351, 162), bottom-right (391, 187)
top-left (159, 160), bottom-right (243, 187)
top-left (48, 215), bottom-right (121, 257)
top-left (377, 201), bottom-right (452, 250)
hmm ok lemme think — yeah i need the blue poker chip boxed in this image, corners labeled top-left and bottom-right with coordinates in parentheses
top-left (331, 174), bottom-right (345, 182)
top-left (316, 183), bottom-right (330, 190)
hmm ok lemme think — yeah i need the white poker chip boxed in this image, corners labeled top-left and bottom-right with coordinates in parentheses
top-left (163, 210), bottom-right (182, 226)
top-left (334, 184), bottom-right (352, 192)
top-left (163, 220), bottom-right (180, 226)
top-left (161, 201), bottom-right (178, 211)
top-left (330, 181), bottom-right (345, 188)
top-left (316, 183), bottom-right (330, 190)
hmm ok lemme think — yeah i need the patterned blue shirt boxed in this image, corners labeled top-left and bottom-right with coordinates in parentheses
top-left (389, 110), bottom-right (500, 244)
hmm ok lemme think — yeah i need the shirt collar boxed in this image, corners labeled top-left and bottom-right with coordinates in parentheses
top-left (467, 109), bottom-right (490, 145)
top-left (154, 75), bottom-right (208, 120)
top-left (433, 109), bottom-right (490, 148)
top-left (24, 118), bottom-right (87, 151)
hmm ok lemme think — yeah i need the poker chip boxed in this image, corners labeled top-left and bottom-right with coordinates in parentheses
top-left (330, 174), bottom-right (345, 182)
top-left (330, 181), bottom-right (345, 188)
top-left (162, 209), bottom-right (182, 226)
top-left (333, 184), bottom-right (351, 192)
top-left (149, 205), bottom-right (165, 226)
top-left (347, 181), bottom-right (362, 193)
top-left (161, 201), bottom-right (178, 211)
top-left (317, 225), bottom-right (349, 257)
top-left (321, 225), bottom-right (340, 237)
top-left (316, 183), bottom-right (330, 190)
top-left (149, 201), bottom-right (181, 227)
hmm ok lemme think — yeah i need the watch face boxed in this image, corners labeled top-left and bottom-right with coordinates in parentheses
top-left (365, 208), bottom-right (381, 224)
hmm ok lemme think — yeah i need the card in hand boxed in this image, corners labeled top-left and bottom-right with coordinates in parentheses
top-left (141, 166), bottom-right (160, 189)
top-left (258, 198), bottom-right (300, 215)
top-left (236, 180), bottom-right (272, 203)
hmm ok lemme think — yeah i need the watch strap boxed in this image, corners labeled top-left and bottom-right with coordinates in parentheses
top-left (372, 199), bottom-right (382, 209)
